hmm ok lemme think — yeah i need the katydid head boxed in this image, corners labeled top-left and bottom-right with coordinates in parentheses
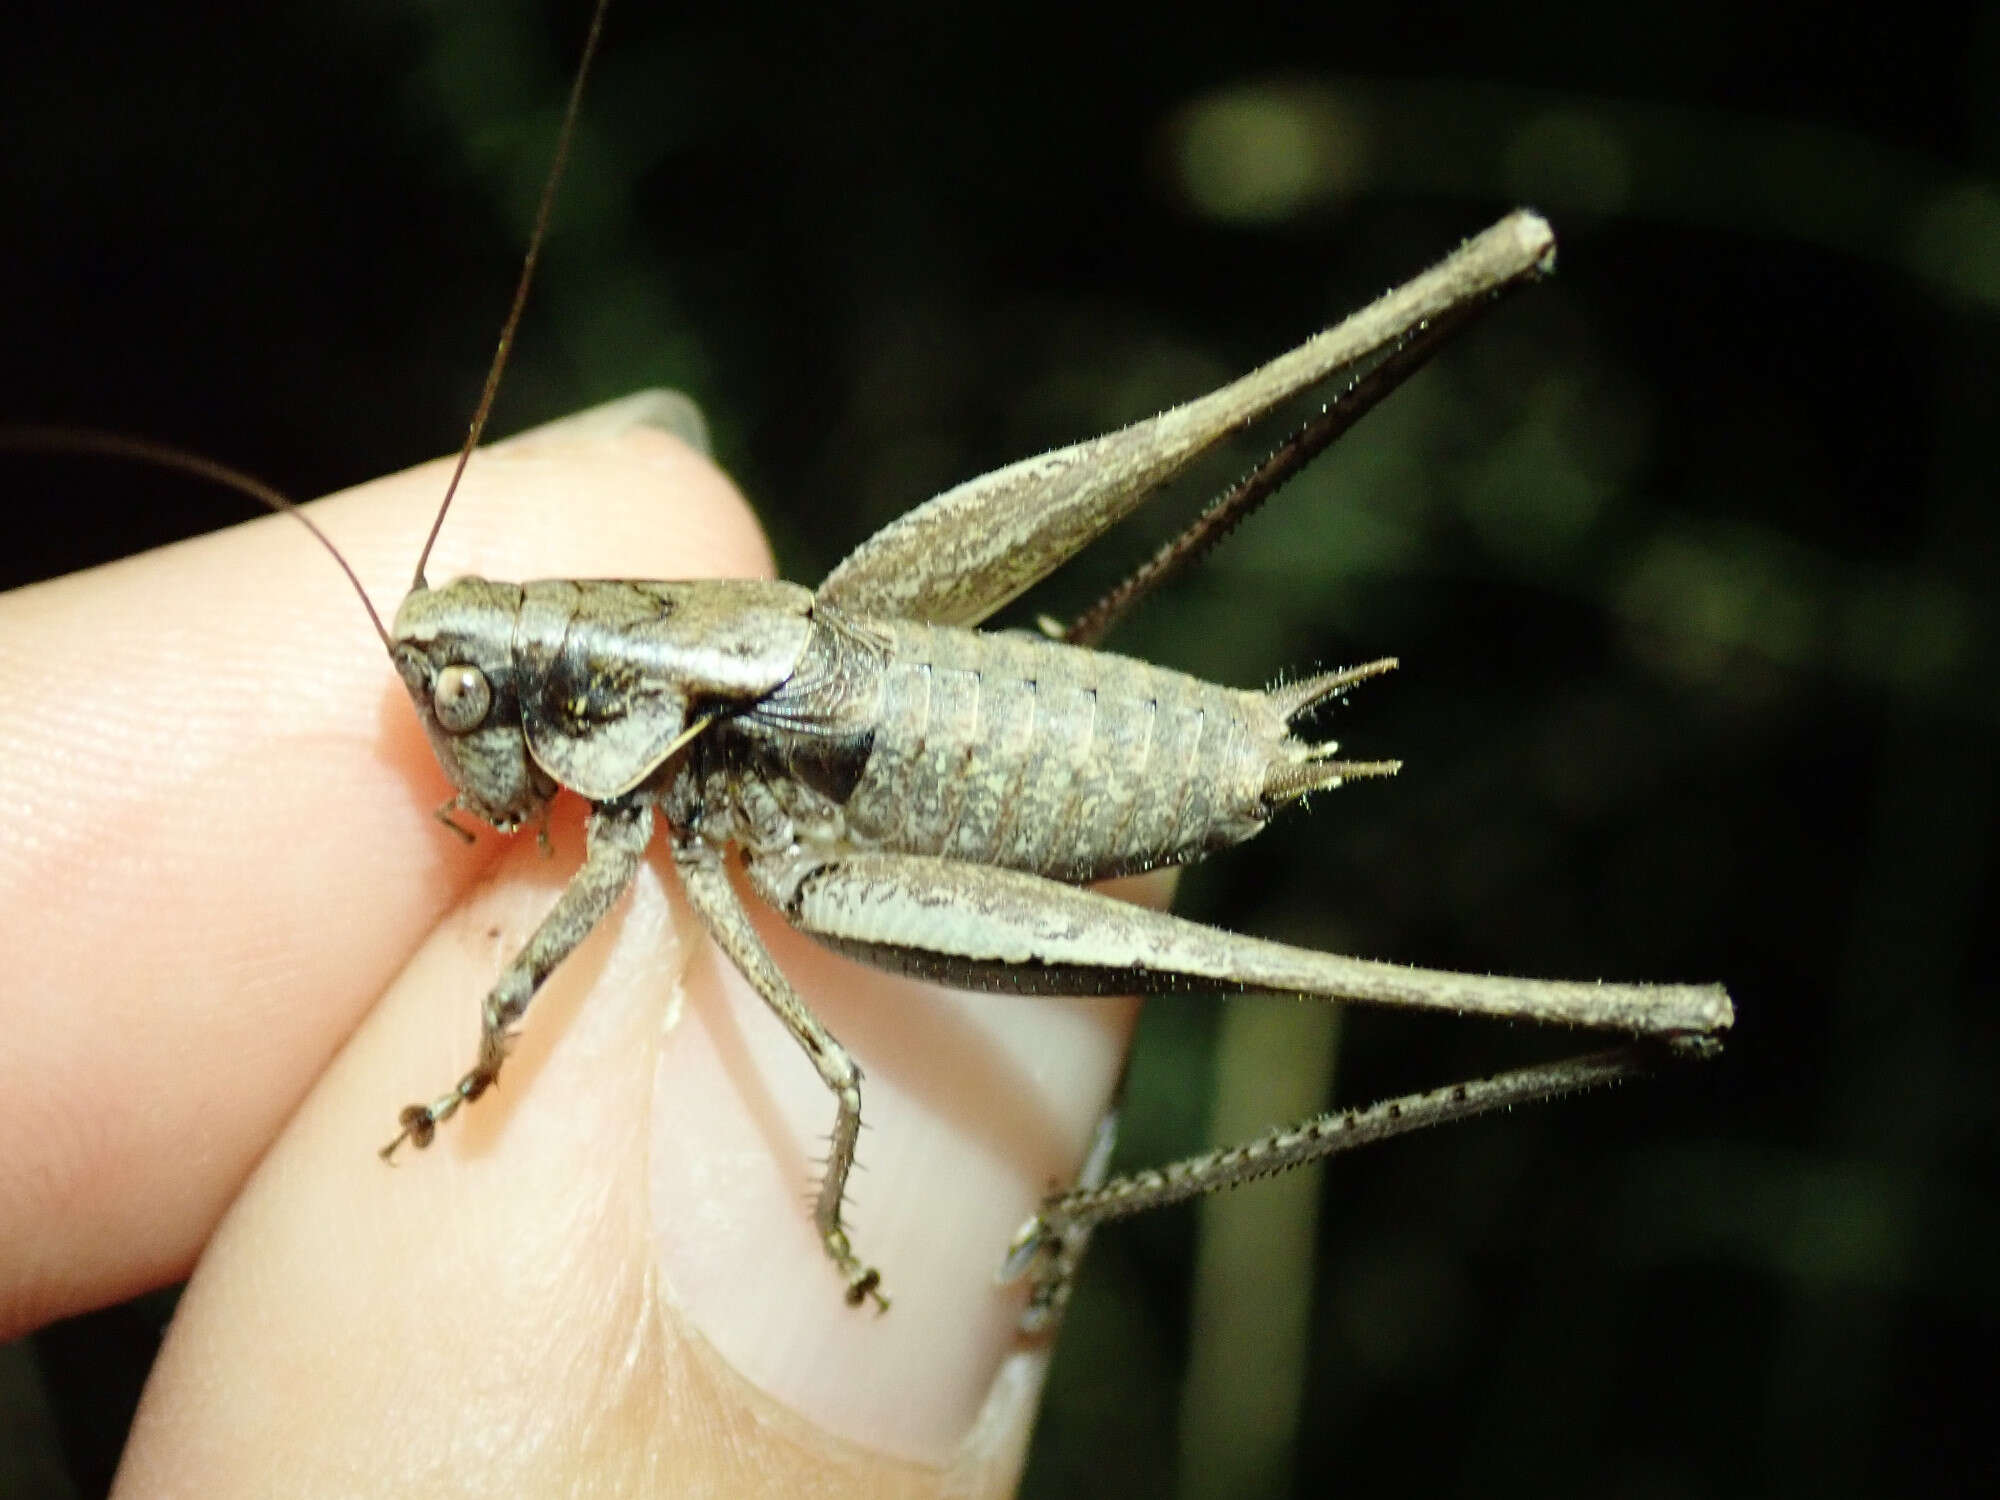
top-left (394, 575), bottom-right (816, 822)
top-left (392, 577), bottom-right (554, 833)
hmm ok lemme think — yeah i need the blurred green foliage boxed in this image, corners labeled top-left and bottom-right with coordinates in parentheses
top-left (4, 1), bottom-right (1995, 1495)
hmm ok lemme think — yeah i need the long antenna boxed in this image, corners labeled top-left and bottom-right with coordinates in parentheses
top-left (0, 425), bottom-right (393, 652)
top-left (409, 0), bottom-right (613, 592)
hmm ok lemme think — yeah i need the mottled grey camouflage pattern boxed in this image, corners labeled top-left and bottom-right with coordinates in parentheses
top-left (380, 212), bottom-right (1733, 1319)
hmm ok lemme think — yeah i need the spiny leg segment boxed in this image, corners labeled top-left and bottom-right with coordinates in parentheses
top-left (671, 833), bottom-right (887, 1311)
top-left (1004, 1040), bottom-right (1715, 1324)
top-left (381, 797), bottom-right (654, 1159)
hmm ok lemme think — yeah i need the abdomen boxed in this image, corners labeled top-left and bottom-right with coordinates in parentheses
top-left (827, 620), bottom-right (1291, 881)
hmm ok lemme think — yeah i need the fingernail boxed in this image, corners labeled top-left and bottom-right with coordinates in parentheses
top-left (500, 389), bottom-right (712, 456)
top-left (648, 938), bottom-right (1125, 1466)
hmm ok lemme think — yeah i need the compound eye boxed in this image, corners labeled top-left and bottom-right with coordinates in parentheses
top-left (432, 664), bottom-right (493, 733)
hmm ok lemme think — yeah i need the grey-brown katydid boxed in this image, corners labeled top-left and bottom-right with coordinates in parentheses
top-left (353, 33), bottom-right (1731, 1313)
top-left (45, 4), bottom-right (1731, 1325)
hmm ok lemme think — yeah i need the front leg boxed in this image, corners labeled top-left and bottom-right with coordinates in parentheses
top-left (671, 831), bottom-right (885, 1311)
top-left (381, 796), bottom-right (655, 1158)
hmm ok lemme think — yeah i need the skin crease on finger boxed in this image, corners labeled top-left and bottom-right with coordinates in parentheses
top-left (0, 411), bottom-right (1143, 1492)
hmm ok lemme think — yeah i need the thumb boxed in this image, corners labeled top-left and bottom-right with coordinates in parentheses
top-left (114, 410), bottom-right (1135, 1496)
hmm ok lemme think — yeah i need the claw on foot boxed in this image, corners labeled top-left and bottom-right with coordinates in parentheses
top-left (1000, 1210), bottom-right (1082, 1335)
top-left (378, 1064), bottom-right (496, 1164)
top-left (1000, 1213), bottom-right (1053, 1283)
top-left (844, 1265), bottom-right (890, 1314)
top-left (379, 1103), bottom-right (438, 1162)
top-left (825, 1226), bottom-right (889, 1312)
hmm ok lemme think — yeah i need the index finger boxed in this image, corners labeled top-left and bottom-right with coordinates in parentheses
top-left (0, 415), bottom-right (769, 1333)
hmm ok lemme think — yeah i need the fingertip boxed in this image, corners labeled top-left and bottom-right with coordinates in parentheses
top-left (646, 889), bottom-right (1131, 1468)
top-left (124, 822), bottom-right (1047, 1497)
top-left (93, 417), bottom-right (1132, 1492)
top-left (303, 414), bottom-right (772, 607)
top-left (0, 417), bottom-right (768, 1334)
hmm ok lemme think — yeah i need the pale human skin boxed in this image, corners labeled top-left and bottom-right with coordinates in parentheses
top-left (0, 407), bottom-right (1145, 1495)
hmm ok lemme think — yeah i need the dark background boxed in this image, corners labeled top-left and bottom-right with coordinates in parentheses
top-left (4, 1), bottom-right (1995, 1495)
